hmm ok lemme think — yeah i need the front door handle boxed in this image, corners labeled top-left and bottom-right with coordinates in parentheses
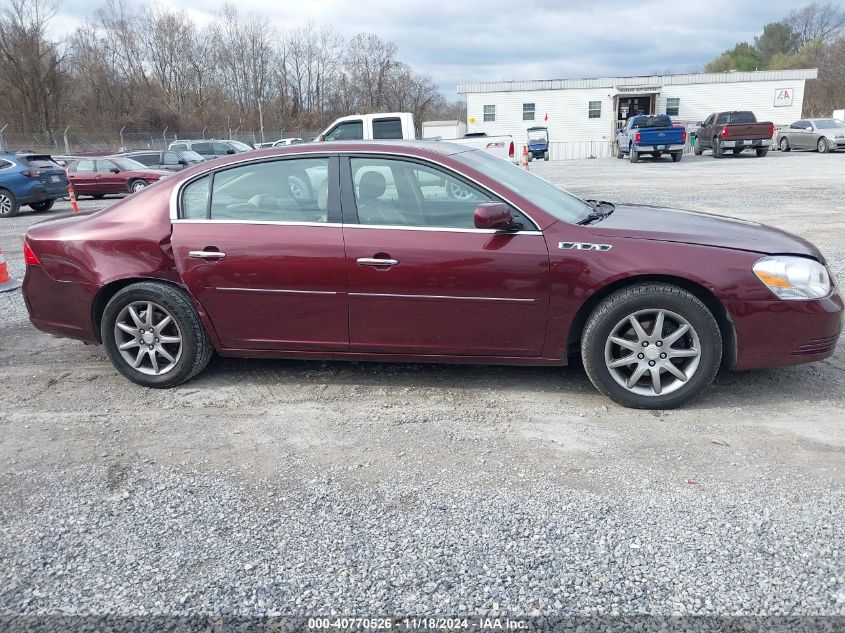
top-left (357, 257), bottom-right (399, 268)
top-left (189, 250), bottom-right (226, 260)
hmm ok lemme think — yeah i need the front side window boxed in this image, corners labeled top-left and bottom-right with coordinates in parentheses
top-left (163, 152), bottom-right (180, 165)
top-left (372, 117), bottom-right (403, 139)
top-left (349, 157), bottom-right (531, 230)
top-left (452, 149), bottom-right (592, 224)
top-left (132, 153), bottom-right (157, 166)
top-left (666, 97), bottom-right (680, 116)
top-left (96, 160), bottom-right (118, 173)
top-left (588, 101), bottom-right (602, 119)
top-left (325, 120), bottom-right (363, 141)
top-left (192, 142), bottom-right (212, 154)
top-left (212, 142), bottom-right (233, 156)
top-left (523, 103), bottom-right (535, 121)
top-left (483, 105), bottom-right (495, 122)
top-left (191, 157), bottom-right (330, 223)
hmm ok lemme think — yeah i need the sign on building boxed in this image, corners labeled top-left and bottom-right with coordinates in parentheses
top-left (774, 88), bottom-right (793, 107)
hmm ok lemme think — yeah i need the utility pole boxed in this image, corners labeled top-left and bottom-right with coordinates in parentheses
top-left (258, 100), bottom-right (265, 144)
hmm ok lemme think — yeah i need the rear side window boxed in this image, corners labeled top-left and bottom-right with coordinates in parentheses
top-left (192, 142), bottom-right (212, 154)
top-left (132, 153), bottom-right (158, 166)
top-left (196, 158), bottom-right (330, 223)
top-left (171, 143), bottom-right (188, 151)
top-left (372, 117), bottom-right (403, 139)
top-left (212, 142), bottom-right (233, 156)
top-left (72, 160), bottom-right (95, 173)
top-left (163, 152), bottom-right (180, 165)
top-left (324, 121), bottom-right (363, 141)
top-left (181, 176), bottom-right (210, 219)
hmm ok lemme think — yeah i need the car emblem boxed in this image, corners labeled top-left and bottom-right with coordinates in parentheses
top-left (559, 242), bottom-right (613, 252)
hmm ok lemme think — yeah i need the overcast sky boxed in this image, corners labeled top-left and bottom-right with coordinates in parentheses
top-left (54, 0), bottom-right (810, 99)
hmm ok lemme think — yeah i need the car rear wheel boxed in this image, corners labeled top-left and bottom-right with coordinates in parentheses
top-left (817, 138), bottom-right (829, 154)
top-left (543, 152), bottom-right (549, 161)
top-left (616, 144), bottom-right (624, 159)
top-left (671, 152), bottom-right (682, 162)
top-left (756, 148), bottom-right (769, 157)
top-left (713, 139), bottom-right (723, 158)
top-left (629, 147), bottom-right (639, 163)
top-left (693, 140), bottom-right (702, 155)
top-left (779, 137), bottom-right (791, 152)
top-left (29, 200), bottom-right (55, 212)
top-left (581, 283), bottom-right (722, 409)
top-left (129, 179), bottom-right (148, 193)
top-left (101, 282), bottom-right (213, 388)
top-left (93, 194), bottom-right (105, 199)
top-left (0, 189), bottom-right (20, 217)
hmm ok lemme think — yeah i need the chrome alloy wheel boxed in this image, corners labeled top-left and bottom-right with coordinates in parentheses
top-left (604, 308), bottom-right (702, 397)
top-left (113, 301), bottom-right (183, 376)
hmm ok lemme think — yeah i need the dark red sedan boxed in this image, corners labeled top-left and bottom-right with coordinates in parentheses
top-left (22, 142), bottom-right (842, 408)
top-left (65, 156), bottom-right (172, 198)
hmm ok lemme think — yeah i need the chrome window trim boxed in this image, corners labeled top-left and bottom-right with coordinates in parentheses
top-left (171, 218), bottom-right (541, 235)
top-left (349, 292), bottom-right (535, 303)
top-left (169, 148), bottom-right (542, 230)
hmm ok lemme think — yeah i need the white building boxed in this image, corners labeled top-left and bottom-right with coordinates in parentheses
top-left (458, 69), bottom-right (817, 159)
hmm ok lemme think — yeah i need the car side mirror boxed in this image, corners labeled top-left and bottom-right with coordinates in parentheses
top-left (178, 159), bottom-right (188, 165)
top-left (474, 202), bottom-right (514, 230)
top-left (226, 149), bottom-right (236, 155)
top-left (805, 126), bottom-right (813, 131)
top-left (110, 168), bottom-right (120, 173)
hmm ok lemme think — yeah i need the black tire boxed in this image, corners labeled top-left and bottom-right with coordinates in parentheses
top-left (581, 283), bottom-right (722, 409)
top-left (693, 140), bottom-right (703, 156)
top-left (93, 194), bottom-right (105, 199)
top-left (129, 179), bottom-right (149, 194)
top-left (629, 146), bottom-right (639, 163)
top-left (779, 137), bottom-right (791, 152)
top-left (817, 138), bottom-right (829, 154)
top-left (527, 152), bottom-right (534, 162)
top-left (671, 152), bottom-right (682, 162)
top-left (101, 282), bottom-right (214, 388)
top-left (653, 152), bottom-right (662, 159)
top-left (543, 152), bottom-right (549, 162)
top-left (756, 148), bottom-right (769, 157)
top-left (0, 188), bottom-right (20, 218)
top-left (713, 139), bottom-right (723, 158)
top-left (616, 144), bottom-right (625, 159)
top-left (29, 199), bottom-right (55, 212)
top-left (731, 148), bottom-right (742, 155)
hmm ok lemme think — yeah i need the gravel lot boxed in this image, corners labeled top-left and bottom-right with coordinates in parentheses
top-left (0, 151), bottom-right (843, 620)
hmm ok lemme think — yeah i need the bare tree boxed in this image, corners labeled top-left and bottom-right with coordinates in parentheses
top-left (0, 0), bottom-right (64, 133)
top-left (787, 2), bottom-right (845, 46)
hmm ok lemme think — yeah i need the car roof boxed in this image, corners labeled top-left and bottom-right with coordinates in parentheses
top-left (279, 139), bottom-right (472, 156)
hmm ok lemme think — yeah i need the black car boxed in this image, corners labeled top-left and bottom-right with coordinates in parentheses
top-left (121, 149), bottom-right (205, 171)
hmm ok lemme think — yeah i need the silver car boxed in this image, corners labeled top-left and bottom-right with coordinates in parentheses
top-left (777, 118), bottom-right (845, 153)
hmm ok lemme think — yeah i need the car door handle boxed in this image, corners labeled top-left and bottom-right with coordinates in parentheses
top-left (189, 250), bottom-right (226, 260)
top-left (357, 257), bottom-right (399, 268)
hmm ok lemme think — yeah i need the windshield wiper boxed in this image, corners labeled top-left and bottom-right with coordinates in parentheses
top-left (578, 200), bottom-right (615, 225)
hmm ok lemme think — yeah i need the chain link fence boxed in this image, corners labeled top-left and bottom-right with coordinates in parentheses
top-left (0, 127), bottom-right (321, 156)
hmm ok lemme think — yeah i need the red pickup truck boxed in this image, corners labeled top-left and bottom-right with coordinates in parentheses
top-left (694, 111), bottom-right (773, 158)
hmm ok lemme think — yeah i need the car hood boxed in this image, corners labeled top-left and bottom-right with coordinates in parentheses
top-left (587, 204), bottom-right (822, 260)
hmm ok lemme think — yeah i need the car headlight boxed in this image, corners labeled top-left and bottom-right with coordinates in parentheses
top-left (753, 256), bottom-right (831, 300)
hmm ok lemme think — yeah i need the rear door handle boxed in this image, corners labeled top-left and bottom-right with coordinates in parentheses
top-left (189, 250), bottom-right (226, 260)
top-left (357, 257), bottom-right (399, 268)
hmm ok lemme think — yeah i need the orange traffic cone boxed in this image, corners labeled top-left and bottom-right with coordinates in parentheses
top-left (0, 246), bottom-right (22, 292)
top-left (67, 183), bottom-right (79, 214)
top-left (522, 145), bottom-right (529, 170)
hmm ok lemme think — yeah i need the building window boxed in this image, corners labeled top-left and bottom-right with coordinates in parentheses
top-left (522, 103), bottom-right (535, 121)
top-left (588, 101), bottom-right (602, 119)
top-left (666, 97), bottom-right (680, 117)
top-left (483, 105), bottom-right (495, 122)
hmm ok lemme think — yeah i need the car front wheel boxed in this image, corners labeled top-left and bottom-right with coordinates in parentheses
top-left (130, 179), bottom-right (149, 193)
top-left (101, 282), bottom-right (213, 388)
top-left (779, 137), bottom-right (791, 152)
top-left (581, 283), bottom-right (722, 409)
top-left (817, 138), bottom-right (829, 153)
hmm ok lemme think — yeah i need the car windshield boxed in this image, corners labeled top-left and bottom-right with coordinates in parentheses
top-left (182, 151), bottom-right (204, 161)
top-left (631, 115), bottom-right (673, 129)
top-left (452, 149), bottom-right (592, 224)
top-left (228, 141), bottom-right (252, 152)
top-left (814, 119), bottom-right (845, 129)
top-left (111, 157), bottom-right (147, 171)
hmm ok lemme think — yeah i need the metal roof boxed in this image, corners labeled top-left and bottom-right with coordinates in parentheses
top-left (457, 69), bottom-right (818, 94)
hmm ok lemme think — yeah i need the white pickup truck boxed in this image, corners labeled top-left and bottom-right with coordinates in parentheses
top-left (315, 112), bottom-right (517, 163)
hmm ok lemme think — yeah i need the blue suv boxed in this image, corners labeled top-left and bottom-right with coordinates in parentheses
top-left (0, 153), bottom-right (68, 218)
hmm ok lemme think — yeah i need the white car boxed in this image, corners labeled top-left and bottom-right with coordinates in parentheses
top-left (256, 138), bottom-right (306, 149)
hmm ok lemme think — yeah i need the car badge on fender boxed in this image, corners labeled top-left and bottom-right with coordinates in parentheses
top-left (559, 242), bottom-right (613, 252)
